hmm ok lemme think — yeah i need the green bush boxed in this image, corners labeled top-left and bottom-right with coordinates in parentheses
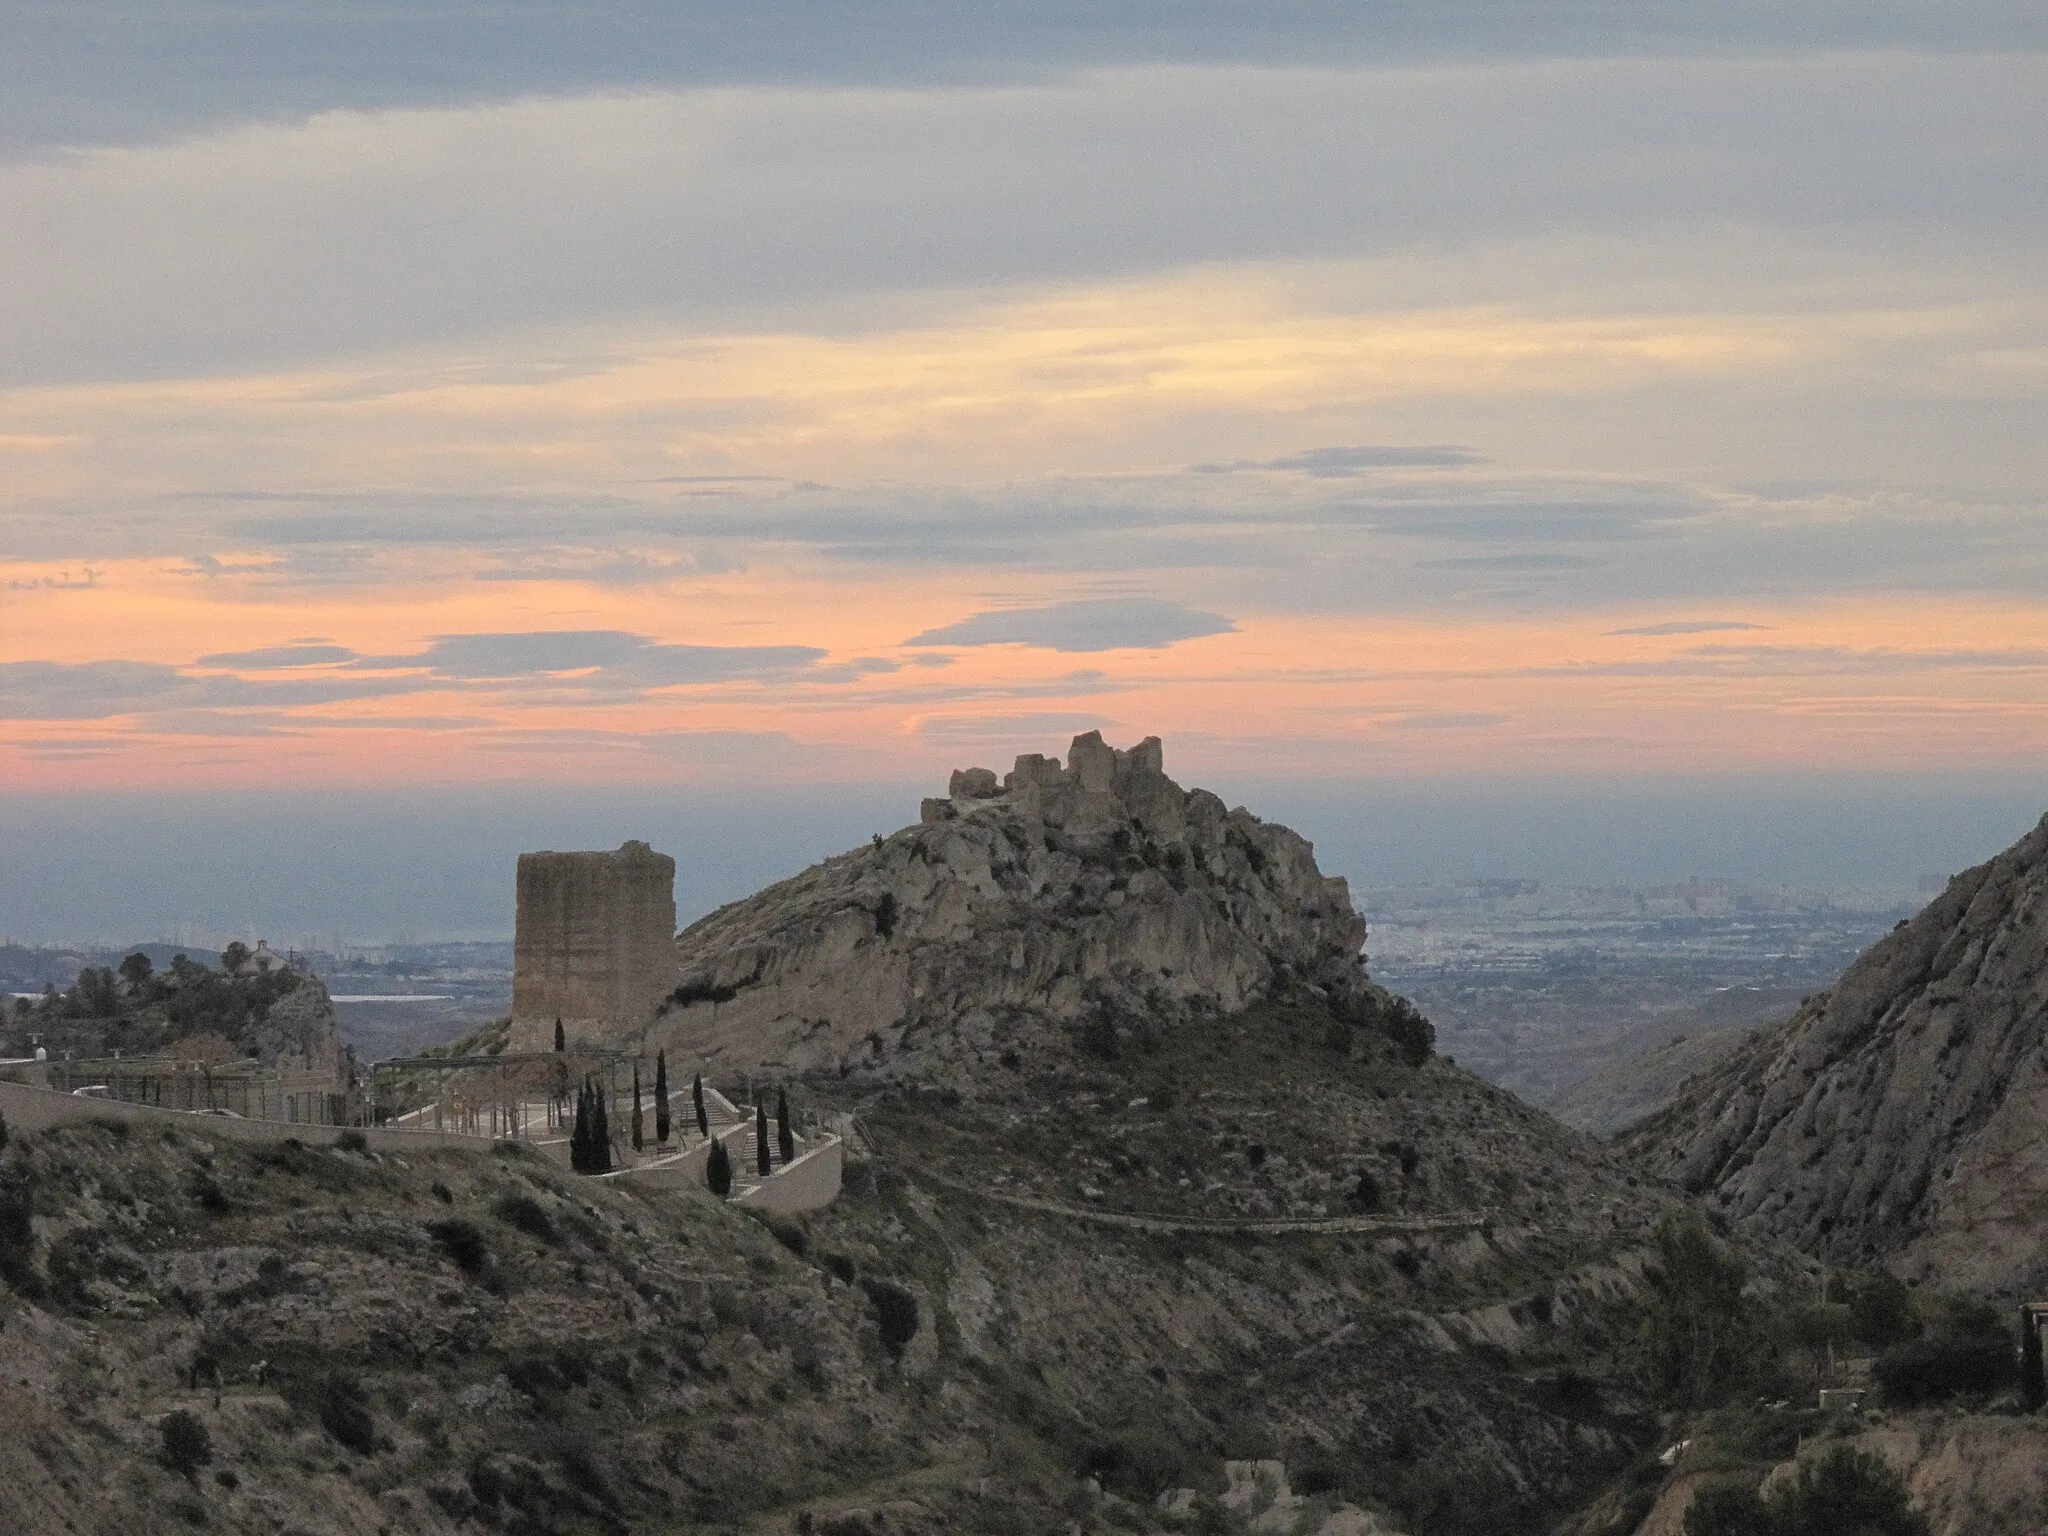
top-left (863, 1278), bottom-right (919, 1355)
top-left (491, 1193), bottom-right (557, 1243)
top-left (1847, 1272), bottom-right (1918, 1350)
top-left (310, 1373), bottom-right (378, 1453)
top-left (1378, 996), bottom-right (1435, 1068)
top-left (426, 1218), bottom-right (491, 1276)
top-left (1875, 1335), bottom-right (2007, 1409)
top-left (1774, 1446), bottom-right (1928, 1536)
top-left (0, 1187), bottom-right (43, 1297)
top-left (159, 1410), bottom-right (212, 1480)
top-left (1685, 1447), bottom-right (1927, 1536)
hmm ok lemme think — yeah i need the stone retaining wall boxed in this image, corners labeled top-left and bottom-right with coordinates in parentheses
top-left (0, 1078), bottom-right (479, 1154)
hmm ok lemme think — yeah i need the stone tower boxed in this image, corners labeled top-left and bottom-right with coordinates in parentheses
top-left (511, 840), bottom-right (677, 1053)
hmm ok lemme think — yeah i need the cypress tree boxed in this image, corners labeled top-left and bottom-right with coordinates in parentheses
top-left (776, 1088), bottom-right (794, 1165)
top-left (553, 1018), bottom-right (565, 1052)
top-left (654, 1050), bottom-right (671, 1144)
top-left (631, 1064), bottom-right (644, 1153)
top-left (756, 1101), bottom-right (772, 1177)
top-left (569, 1079), bottom-right (590, 1173)
top-left (692, 1073), bottom-right (708, 1139)
top-left (593, 1080), bottom-right (612, 1172)
top-left (707, 1136), bottom-right (732, 1197)
top-left (2023, 1312), bottom-right (2045, 1412)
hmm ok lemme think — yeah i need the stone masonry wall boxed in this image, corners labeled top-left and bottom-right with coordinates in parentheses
top-left (512, 841), bottom-right (678, 1054)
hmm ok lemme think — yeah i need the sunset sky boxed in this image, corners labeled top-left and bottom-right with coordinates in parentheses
top-left (4, 4), bottom-right (2045, 938)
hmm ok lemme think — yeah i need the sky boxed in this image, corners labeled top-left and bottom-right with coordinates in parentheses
top-left (3, 3), bottom-right (2046, 940)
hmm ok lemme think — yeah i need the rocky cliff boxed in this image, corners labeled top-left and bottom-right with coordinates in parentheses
top-left (654, 733), bottom-right (1371, 1075)
top-left (244, 972), bottom-right (346, 1076)
top-left (1626, 813), bottom-right (2048, 1294)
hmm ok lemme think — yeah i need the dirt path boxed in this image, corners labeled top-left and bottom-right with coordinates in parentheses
top-left (856, 1119), bottom-right (1489, 1238)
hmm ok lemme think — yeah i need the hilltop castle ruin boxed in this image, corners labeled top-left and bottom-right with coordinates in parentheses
top-left (511, 840), bottom-right (678, 1053)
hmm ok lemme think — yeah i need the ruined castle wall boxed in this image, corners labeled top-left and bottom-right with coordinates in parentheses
top-left (511, 841), bottom-right (677, 1053)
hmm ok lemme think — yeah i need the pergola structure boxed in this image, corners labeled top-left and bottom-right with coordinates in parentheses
top-left (370, 1046), bottom-right (645, 1140)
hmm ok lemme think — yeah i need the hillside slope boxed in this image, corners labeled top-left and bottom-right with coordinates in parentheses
top-left (0, 1075), bottom-right (1690, 1536)
top-left (1626, 813), bottom-right (2048, 1293)
top-left (1549, 1028), bottom-right (1753, 1138)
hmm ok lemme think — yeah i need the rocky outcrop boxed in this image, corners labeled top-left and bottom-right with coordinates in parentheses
top-left (244, 972), bottom-right (346, 1077)
top-left (653, 733), bottom-right (1368, 1074)
top-left (1627, 814), bottom-right (2048, 1293)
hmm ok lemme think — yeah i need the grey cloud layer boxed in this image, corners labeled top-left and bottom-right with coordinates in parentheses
top-left (24, 457), bottom-right (2046, 617)
top-left (0, 660), bottom-right (427, 720)
top-left (1, 631), bottom-right (868, 721)
top-left (903, 599), bottom-right (1235, 652)
top-left (1195, 445), bottom-right (1484, 475)
top-left (391, 631), bottom-right (829, 684)
top-left (9, 2), bottom-right (2038, 158)
top-left (5, 53), bottom-right (2044, 383)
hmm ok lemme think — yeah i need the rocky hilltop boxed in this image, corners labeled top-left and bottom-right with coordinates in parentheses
top-left (1627, 813), bottom-right (2048, 1294)
top-left (656, 733), bottom-right (1371, 1075)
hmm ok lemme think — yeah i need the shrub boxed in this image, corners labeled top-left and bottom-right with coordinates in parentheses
top-left (706, 1137), bottom-right (733, 1198)
top-left (1685, 1477), bottom-right (1768, 1536)
top-left (310, 1372), bottom-right (378, 1453)
top-left (1771, 1445), bottom-right (1928, 1536)
top-left (491, 1193), bottom-right (556, 1244)
top-left (505, 1346), bottom-right (589, 1401)
top-left (751, 1210), bottom-right (806, 1256)
top-left (1378, 996), bottom-right (1435, 1069)
top-left (47, 1225), bottom-right (144, 1310)
top-left (1080, 1426), bottom-right (1189, 1502)
top-left (160, 1409), bottom-right (212, 1480)
top-left (426, 1218), bottom-right (491, 1276)
top-left (1848, 1272), bottom-right (1918, 1350)
top-left (863, 1279), bottom-right (919, 1355)
top-left (1077, 1014), bottom-right (1121, 1060)
top-left (0, 1187), bottom-right (44, 1297)
top-left (1350, 1171), bottom-right (1386, 1213)
top-left (335, 1128), bottom-right (368, 1154)
top-left (1875, 1327), bottom-right (2015, 1405)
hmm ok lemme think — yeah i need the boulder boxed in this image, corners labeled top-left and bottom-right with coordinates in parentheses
top-left (948, 767), bottom-right (1001, 799)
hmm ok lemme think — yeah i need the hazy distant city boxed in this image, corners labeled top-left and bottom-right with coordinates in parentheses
top-left (1357, 877), bottom-right (1923, 1107)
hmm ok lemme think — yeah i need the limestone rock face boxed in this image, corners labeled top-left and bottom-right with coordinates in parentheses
top-left (245, 972), bottom-right (345, 1076)
top-left (1628, 813), bottom-right (2048, 1293)
top-left (655, 733), bottom-right (1367, 1075)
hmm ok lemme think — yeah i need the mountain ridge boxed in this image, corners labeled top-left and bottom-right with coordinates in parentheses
top-left (651, 733), bottom-right (1380, 1078)
top-left (1624, 812), bottom-right (2048, 1294)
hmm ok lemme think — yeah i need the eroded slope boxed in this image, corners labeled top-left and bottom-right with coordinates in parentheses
top-left (1626, 813), bottom-right (2048, 1293)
